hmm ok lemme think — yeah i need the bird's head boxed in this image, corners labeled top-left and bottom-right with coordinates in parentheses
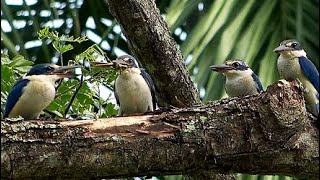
top-left (91, 55), bottom-right (138, 71)
top-left (210, 59), bottom-right (252, 78)
top-left (274, 39), bottom-right (306, 58)
top-left (112, 55), bottom-right (138, 69)
top-left (26, 63), bottom-right (80, 79)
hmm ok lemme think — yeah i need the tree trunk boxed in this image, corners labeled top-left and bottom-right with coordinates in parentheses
top-left (1, 81), bottom-right (318, 179)
top-left (105, 0), bottom-right (201, 108)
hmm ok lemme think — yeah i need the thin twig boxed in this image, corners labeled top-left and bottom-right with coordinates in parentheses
top-left (97, 84), bottom-right (103, 117)
top-left (55, 53), bottom-right (64, 90)
top-left (55, 84), bottom-right (78, 98)
top-left (64, 74), bottom-right (84, 117)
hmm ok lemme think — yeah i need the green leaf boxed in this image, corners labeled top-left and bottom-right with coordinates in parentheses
top-left (52, 41), bottom-right (74, 54)
top-left (9, 55), bottom-right (33, 67)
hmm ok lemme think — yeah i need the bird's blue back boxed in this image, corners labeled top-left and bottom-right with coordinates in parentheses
top-left (251, 73), bottom-right (264, 93)
top-left (299, 56), bottom-right (319, 92)
top-left (140, 68), bottom-right (157, 108)
top-left (3, 79), bottom-right (30, 118)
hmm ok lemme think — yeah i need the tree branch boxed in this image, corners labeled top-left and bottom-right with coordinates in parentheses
top-left (104, 0), bottom-right (201, 107)
top-left (1, 80), bottom-right (318, 179)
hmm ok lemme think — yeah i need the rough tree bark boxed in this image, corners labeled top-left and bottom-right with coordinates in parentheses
top-left (105, 0), bottom-right (201, 108)
top-left (1, 81), bottom-right (319, 179)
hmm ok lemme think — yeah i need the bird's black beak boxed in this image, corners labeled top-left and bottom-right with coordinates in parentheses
top-left (90, 61), bottom-right (114, 67)
top-left (53, 65), bottom-right (81, 78)
top-left (274, 45), bottom-right (292, 53)
top-left (91, 60), bottom-right (130, 69)
top-left (210, 64), bottom-right (234, 72)
top-left (112, 59), bottom-right (130, 69)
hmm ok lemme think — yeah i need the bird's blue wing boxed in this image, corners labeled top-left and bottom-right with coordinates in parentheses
top-left (113, 79), bottom-right (120, 106)
top-left (251, 73), bottom-right (263, 93)
top-left (140, 68), bottom-right (157, 109)
top-left (299, 56), bottom-right (319, 92)
top-left (3, 79), bottom-right (30, 118)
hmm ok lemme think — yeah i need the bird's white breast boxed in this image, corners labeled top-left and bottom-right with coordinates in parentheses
top-left (277, 55), bottom-right (319, 115)
top-left (115, 68), bottom-right (153, 115)
top-left (9, 75), bottom-right (56, 119)
top-left (277, 56), bottom-right (304, 80)
top-left (225, 70), bottom-right (258, 97)
top-left (277, 55), bottom-right (317, 94)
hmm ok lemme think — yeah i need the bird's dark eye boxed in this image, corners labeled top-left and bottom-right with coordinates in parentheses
top-left (233, 62), bottom-right (240, 67)
top-left (127, 59), bottom-right (135, 65)
top-left (291, 43), bottom-right (297, 48)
